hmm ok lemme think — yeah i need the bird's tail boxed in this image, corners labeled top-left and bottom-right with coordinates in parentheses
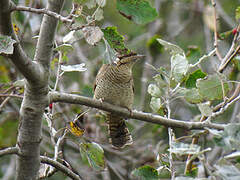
top-left (106, 113), bottom-right (133, 148)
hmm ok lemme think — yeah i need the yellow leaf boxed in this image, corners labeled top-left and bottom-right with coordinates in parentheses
top-left (13, 24), bottom-right (20, 35)
top-left (69, 121), bottom-right (85, 137)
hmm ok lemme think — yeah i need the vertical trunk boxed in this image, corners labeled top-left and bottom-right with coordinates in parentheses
top-left (16, 82), bottom-right (48, 180)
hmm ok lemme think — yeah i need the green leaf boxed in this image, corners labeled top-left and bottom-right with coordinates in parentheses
top-left (0, 35), bottom-right (16, 55)
top-left (196, 74), bottom-right (229, 101)
top-left (185, 69), bottom-right (207, 88)
top-left (55, 44), bottom-right (74, 54)
top-left (171, 54), bottom-right (189, 82)
top-left (79, 142), bottom-right (106, 171)
top-left (102, 26), bottom-right (131, 55)
top-left (219, 30), bottom-right (233, 40)
top-left (235, 6), bottom-right (240, 21)
top-left (157, 38), bottom-right (185, 56)
top-left (170, 142), bottom-right (201, 155)
top-left (186, 46), bottom-right (201, 64)
top-left (117, 0), bottom-right (158, 25)
top-left (131, 165), bottom-right (159, 180)
top-left (183, 88), bottom-right (204, 104)
top-left (60, 63), bottom-right (87, 72)
top-left (148, 84), bottom-right (161, 97)
top-left (147, 35), bottom-right (163, 57)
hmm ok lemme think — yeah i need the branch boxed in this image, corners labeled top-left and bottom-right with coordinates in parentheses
top-left (189, 49), bottom-right (216, 68)
top-left (50, 92), bottom-right (225, 130)
top-left (0, 0), bottom-right (42, 84)
top-left (40, 156), bottom-right (82, 180)
top-left (33, 0), bottom-right (64, 70)
top-left (10, 3), bottom-right (73, 23)
top-left (0, 147), bottom-right (18, 157)
top-left (0, 148), bottom-right (81, 180)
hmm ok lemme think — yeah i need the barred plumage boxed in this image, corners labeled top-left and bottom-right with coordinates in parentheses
top-left (93, 55), bottom-right (143, 148)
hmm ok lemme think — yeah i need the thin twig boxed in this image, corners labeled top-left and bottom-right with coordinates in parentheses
top-left (218, 45), bottom-right (240, 72)
top-left (0, 147), bottom-right (18, 157)
top-left (0, 96), bottom-right (10, 111)
top-left (189, 49), bottom-right (216, 68)
top-left (211, 0), bottom-right (222, 60)
top-left (218, 25), bottom-right (240, 72)
top-left (54, 51), bottom-right (63, 91)
top-left (0, 93), bottom-right (23, 98)
top-left (10, 4), bottom-right (72, 23)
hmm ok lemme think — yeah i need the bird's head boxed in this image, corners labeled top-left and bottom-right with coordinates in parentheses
top-left (114, 54), bottom-right (145, 69)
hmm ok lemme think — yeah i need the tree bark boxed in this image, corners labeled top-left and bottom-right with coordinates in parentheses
top-left (0, 0), bottom-right (65, 179)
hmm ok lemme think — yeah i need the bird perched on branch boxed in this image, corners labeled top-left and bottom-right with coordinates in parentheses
top-left (94, 54), bottom-right (144, 148)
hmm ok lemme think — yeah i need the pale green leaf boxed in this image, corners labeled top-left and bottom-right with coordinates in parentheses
top-left (170, 142), bottom-right (201, 155)
top-left (196, 74), bottom-right (229, 101)
top-left (215, 165), bottom-right (240, 180)
top-left (148, 84), bottom-right (161, 97)
top-left (157, 38), bottom-right (185, 56)
top-left (183, 88), bottom-right (204, 104)
top-left (171, 54), bottom-right (189, 82)
top-left (61, 63), bottom-right (87, 72)
top-left (102, 38), bottom-right (117, 64)
top-left (13, 79), bottom-right (25, 88)
top-left (0, 35), bottom-right (16, 55)
top-left (150, 97), bottom-right (161, 113)
top-left (96, 0), bottom-right (106, 7)
top-left (197, 102), bottom-right (213, 116)
top-left (85, 0), bottom-right (96, 9)
top-left (79, 142), bottom-right (106, 171)
top-left (94, 8), bottom-right (104, 21)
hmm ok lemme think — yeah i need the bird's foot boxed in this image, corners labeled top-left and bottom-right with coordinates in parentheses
top-left (124, 107), bottom-right (133, 117)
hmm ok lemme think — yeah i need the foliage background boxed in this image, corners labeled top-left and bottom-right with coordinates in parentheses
top-left (0, 0), bottom-right (239, 179)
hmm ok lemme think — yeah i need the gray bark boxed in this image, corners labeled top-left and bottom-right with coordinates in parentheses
top-left (0, 0), bottom-right (65, 179)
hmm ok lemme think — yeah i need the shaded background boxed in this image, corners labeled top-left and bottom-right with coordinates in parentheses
top-left (0, 0), bottom-right (239, 179)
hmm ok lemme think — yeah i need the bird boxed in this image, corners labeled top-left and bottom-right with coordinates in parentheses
top-left (93, 54), bottom-right (144, 148)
